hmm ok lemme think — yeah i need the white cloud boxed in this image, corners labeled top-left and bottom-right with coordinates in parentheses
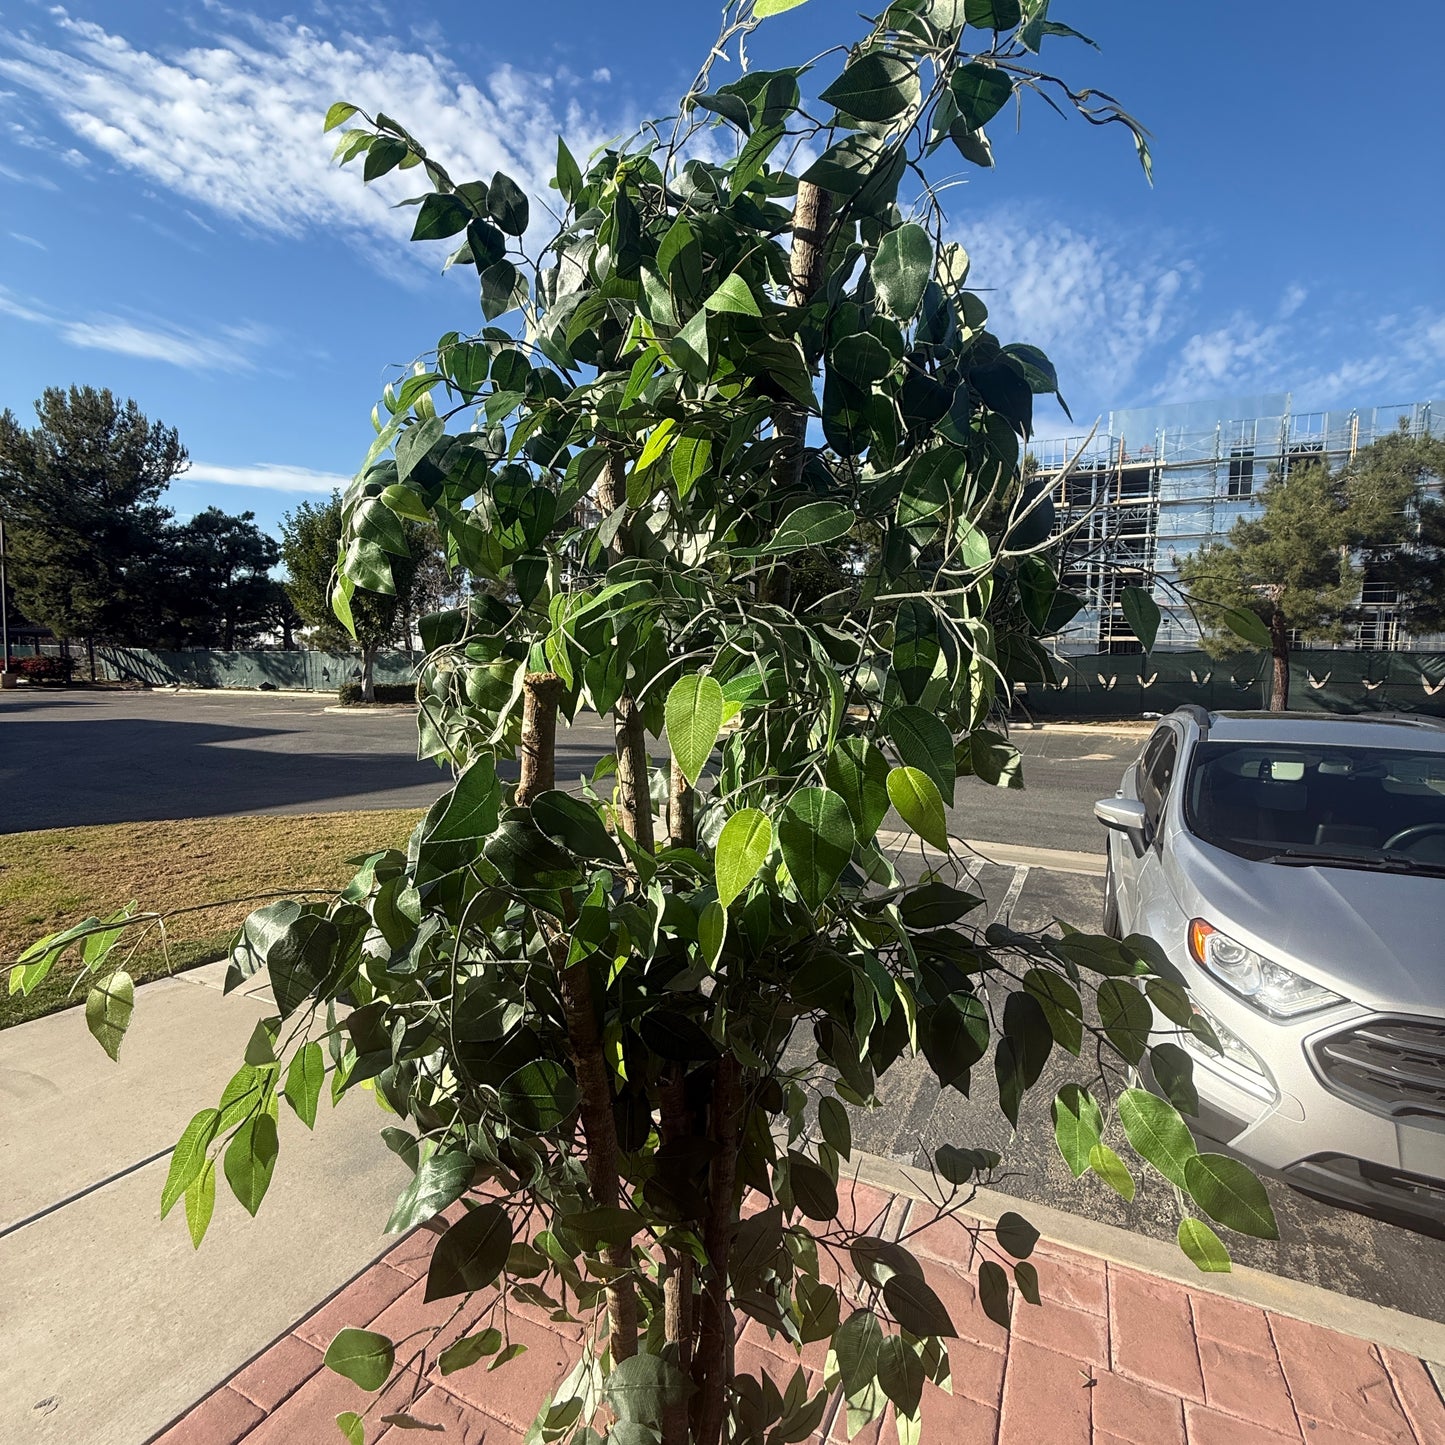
top-left (954, 209), bottom-right (1195, 413)
top-left (8, 231), bottom-right (46, 249)
top-left (0, 283), bottom-right (268, 370)
top-left (0, 9), bottom-right (619, 254)
top-left (181, 461), bottom-right (350, 494)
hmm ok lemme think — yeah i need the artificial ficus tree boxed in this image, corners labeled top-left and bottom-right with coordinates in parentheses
top-left (14, 2), bottom-right (1281, 1442)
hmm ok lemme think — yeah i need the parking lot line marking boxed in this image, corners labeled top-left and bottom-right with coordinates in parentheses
top-left (998, 864), bottom-right (1031, 925)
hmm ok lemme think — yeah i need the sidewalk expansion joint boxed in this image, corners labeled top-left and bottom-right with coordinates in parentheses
top-left (0, 1146), bottom-right (172, 1242)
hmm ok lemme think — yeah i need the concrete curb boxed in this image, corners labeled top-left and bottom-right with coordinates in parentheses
top-left (874, 828), bottom-right (1106, 877)
top-left (320, 704), bottom-right (418, 715)
top-left (851, 1149), bottom-right (1445, 1366)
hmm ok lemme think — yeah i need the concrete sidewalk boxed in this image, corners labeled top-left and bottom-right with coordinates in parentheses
top-left (0, 965), bottom-right (406, 1445)
top-left (156, 1177), bottom-right (1445, 1445)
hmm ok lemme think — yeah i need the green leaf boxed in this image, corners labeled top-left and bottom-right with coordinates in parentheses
top-left (965, 0), bottom-right (1022, 30)
top-left (323, 101), bottom-right (358, 133)
top-left (824, 737), bottom-right (891, 844)
top-left (184, 1159), bottom-right (215, 1249)
top-left (499, 1059), bottom-right (579, 1132)
top-left (336, 1412), bottom-right (365, 1445)
top-left (425, 1202), bottom-right (513, 1301)
top-left (887, 706), bottom-right (954, 802)
top-left (425, 756), bottom-right (501, 843)
top-left (411, 192), bottom-right (471, 242)
top-left (1117, 1087), bottom-right (1197, 1190)
top-left (665, 674), bottom-right (725, 787)
top-left (1184, 1154), bottom-right (1279, 1239)
top-left (820, 52), bottom-right (920, 123)
top-left (531, 790), bottom-right (622, 863)
top-left (798, 1277), bottom-right (840, 1344)
top-left (363, 136), bottom-right (407, 182)
top-left (1024, 970), bottom-right (1083, 1055)
top-left (886, 767), bottom-right (948, 851)
top-left (380, 483), bottom-right (432, 523)
top-left (970, 729), bottom-right (1023, 789)
top-left (892, 599), bottom-right (939, 705)
top-left (755, 0), bottom-right (810, 14)
top-left (1089, 1143), bottom-right (1135, 1201)
top-left (995, 1211), bottom-right (1039, 1259)
top-left (949, 63), bottom-right (1013, 130)
top-left (877, 1335), bottom-right (925, 1417)
top-left (284, 1042), bottom-right (325, 1130)
top-left (779, 787), bottom-right (855, 911)
top-left (698, 899), bottom-right (726, 971)
top-left (1149, 1042), bottom-right (1200, 1117)
top-left (554, 136), bottom-right (582, 204)
top-left (1177, 1218), bottom-right (1232, 1273)
top-left (1051, 1085), bottom-right (1103, 1177)
top-left (702, 273), bottom-right (761, 317)
top-left (789, 1150), bottom-right (840, 1221)
top-left (85, 970), bottom-right (134, 1061)
top-left (385, 1149), bottom-right (474, 1234)
top-left (716, 809), bottom-right (773, 909)
top-left (1097, 978), bottom-right (1152, 1063)
top-left (1121, 586), bottom-right (1161, 651)
top-left (976, 1260), bottom-right (1011, 1328)
top-left (833, 1310), bottom-right (883, 1393)
top-left (900, 881), bottom-right (983, 929)
top-left (871, 223), bottom-right (932, 321)
top-left (819, 1096), bottom-right (852, 1160)
top-left (224, 1113), bottom-right (279, 1217)
top-left (1220, 604), bottom-right (1272, 649)
top-left (604, 1354), bottom-right (694, 1423)
top-left (439, 1328), bottom-right (504, 1375)
top-left (487, 170), bottom-right (529, 234)
top-left (764, 500), bottom-right (856, 553)
top-left (831, 331), bottom-right (894, 387)
top-left (325, 1328), bottom-right (395, 1392)
top-left (161, 1108), bottom-right (220, 1219)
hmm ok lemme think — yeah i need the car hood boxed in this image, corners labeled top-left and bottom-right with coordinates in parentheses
top-left (1165, 832), bottom-right (1445, 1016)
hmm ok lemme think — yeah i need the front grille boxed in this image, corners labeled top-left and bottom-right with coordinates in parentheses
top-left (1312, 1016), bottom-right (1445, 1121)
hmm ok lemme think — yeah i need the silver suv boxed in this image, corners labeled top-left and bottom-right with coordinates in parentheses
top-left (1095, 707), bottom-right (1445, 1232)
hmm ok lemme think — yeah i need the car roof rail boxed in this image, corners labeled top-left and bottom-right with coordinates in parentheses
top-left (1174, 703), bottom-right (1212, 735)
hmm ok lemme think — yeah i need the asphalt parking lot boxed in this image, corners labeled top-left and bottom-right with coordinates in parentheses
top-left (3, 688), bottom-right (1441, 1323)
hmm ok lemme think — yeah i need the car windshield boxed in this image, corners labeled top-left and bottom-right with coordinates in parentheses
top-left (1185, 739), bottom-right (1445, 870)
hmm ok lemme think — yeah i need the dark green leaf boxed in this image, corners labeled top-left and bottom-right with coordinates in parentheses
top-left (1121, 587), bottom-right (1161, 651)
top-left (1220, 604), bottom-right (1272, 650)
top-left (1149, 1042), bottom-right (1200, 1117)
top-left (284, 1042), bottom-right (325, 1130)
top-left (487, 171), bottom-right (529, 234)
top-left (965, 0), bottom-right (1022, 31)
top-left (949, 64), bottom-right (1013, 130)
top-left (920, 992), bottom-right (989, 1090)
top-left (531, 790), bottom-right (622, 863)
top-left (892, 599), bottom-right (939, 705)
top-left (325, 1328), bottom-right (395, 1392)
top-left (819, 1096), bottom-right (852, 1160)
top-left (900, 881), bottom-right (983, 929)
top-left (798, 1277), bottom-right (841, 1343)
top-left (887, 706), bottom-right (955, 802)
top-left (820, 52), bottom-right (920, 123)
top-left (877, 1335), bottom-right (925, 1417)
top-left (438, 1328), bottom-right (504, 1375)
top-left (995, 1211), bottom-right (1039, 1259)
top-left (604, 1354), bottom-right (694, 1423)
top-left (976, 1260), bottom-right (1011, 1328)
top-left (499, 1059), bottom-right (579, 1132)
top-left (788, 1150), bottom-right (839, 1221)
top-left (425, 1202), bottom-right (513, 1301)
top-left (778, 787), bottom-right (855, 911)
top-left (1097, 978), bottom-right (1152, 1063)
top-left (970, 730), bottom-right (1024, 789)
top-left (764, 501), bottom-right (856, 553)
top-left (411, 193), bottom-right (471, 242)
top-left (1023, 970), bottom-right (1083, 1055)
top-left (363, 137), bottom-right (408, 182)
top-left (833, 1310), bottom-right (883, 1393)
top-left (554, 137), bottom-right (582, 204)
top-left (385, 1149), bottom-right (474, 1234)
top-left (1184, 1154), bottom-right (1279, 1239)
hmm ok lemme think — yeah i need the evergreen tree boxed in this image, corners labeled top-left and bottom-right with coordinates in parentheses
top-left (278, 492), bottom-right (420, 698)
top-left (0, 386), bottom-right (184, 664)
top-left (162, 507), bottom-right (281, 649)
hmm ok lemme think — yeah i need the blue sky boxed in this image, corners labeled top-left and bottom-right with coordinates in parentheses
top-left (1, 0), bottom-right (1442, 535)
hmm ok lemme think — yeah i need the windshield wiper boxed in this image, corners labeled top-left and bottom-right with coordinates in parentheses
top-left (1264, 848), bottom-right (1445, 878)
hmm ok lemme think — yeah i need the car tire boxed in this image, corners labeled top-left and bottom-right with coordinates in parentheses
top-left (1101, 848), bottom-right (1121, 939)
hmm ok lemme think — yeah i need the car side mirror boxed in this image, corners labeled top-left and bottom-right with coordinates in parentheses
top-left (1095, 797), bottom-right (1148, 841)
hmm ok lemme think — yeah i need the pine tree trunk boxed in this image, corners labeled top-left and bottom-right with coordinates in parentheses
top-left (517, 670), bottom-right (639, 1363)
top-left (1269, 610), bottom-right (1290, 711)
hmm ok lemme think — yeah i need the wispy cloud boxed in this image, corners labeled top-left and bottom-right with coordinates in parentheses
top-left (181, 462), bottom-right (349, 494)
top-left (0, 283), bottom-right (268, 371)
top-left (0, 8), bottom-right (618, 254)
top-left (8, 231), bottom-right (46, 249)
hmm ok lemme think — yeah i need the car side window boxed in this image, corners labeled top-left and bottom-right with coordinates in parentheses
top-left (1138, 729), bottom-right (1179, 838)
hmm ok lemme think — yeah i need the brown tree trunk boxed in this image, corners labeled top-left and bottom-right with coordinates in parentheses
top-left (762, 180), bottom-right (835, 610)
top-left (693, 1054), bottom-right (743, 1445)
top-left (1269, 610), bottom-right (1290, 711)
top-left (517, 672), bottom-right (564, 806)
top-left (597, 452), bottom-right (655, 851)
top-left (361, 644), bottom-right (376, 703)
top-left (659, 1069), bottom-right (694, 1445)
top-left (517, 669), bottom-right (639, 1363)
top-left (668, 759), bottom-right (696, 851)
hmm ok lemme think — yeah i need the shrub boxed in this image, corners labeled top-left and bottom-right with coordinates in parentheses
top-left (337, 681), bottom-right (416, 705)
top-left (13, 655), bottom-right (74, 684)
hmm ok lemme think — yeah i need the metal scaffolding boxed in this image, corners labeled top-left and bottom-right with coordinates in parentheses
top-left (1031, 394), bottom-right (1444, 654)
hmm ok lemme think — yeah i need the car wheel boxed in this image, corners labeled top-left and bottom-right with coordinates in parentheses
top-left (1101, 848), bottom-right (1121, 939)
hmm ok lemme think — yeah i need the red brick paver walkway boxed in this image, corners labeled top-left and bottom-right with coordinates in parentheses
top-left (152, 1182), bottom-right (1445, 1445)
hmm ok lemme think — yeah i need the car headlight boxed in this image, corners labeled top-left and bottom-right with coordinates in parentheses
top-left (1187, 919), bottom-right (1343, 1019)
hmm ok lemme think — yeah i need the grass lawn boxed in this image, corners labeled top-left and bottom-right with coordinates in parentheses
top-left (1, 809), bottom-right (424, 1031)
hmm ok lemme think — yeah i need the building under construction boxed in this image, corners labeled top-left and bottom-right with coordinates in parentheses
top-left (1031, 394), bottom-right (1444, 654)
